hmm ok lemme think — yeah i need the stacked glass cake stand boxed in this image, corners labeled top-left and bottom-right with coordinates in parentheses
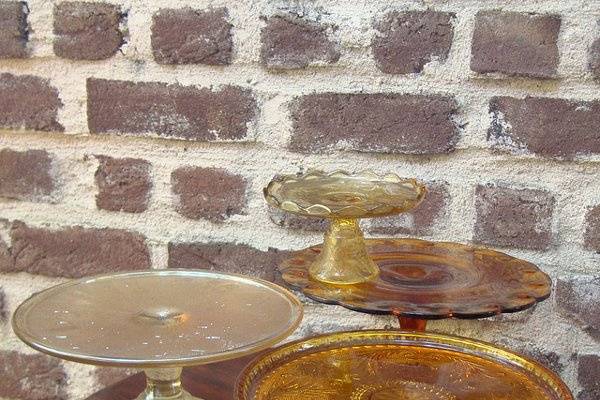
top-left (12, 170), bottom-right (573, 400)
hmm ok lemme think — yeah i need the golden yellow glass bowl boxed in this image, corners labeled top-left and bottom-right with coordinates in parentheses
top-left (235, 330), bottom-right (573, 400)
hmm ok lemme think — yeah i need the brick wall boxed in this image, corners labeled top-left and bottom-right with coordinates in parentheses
top-left (0, 0), bottom-right (599, 399)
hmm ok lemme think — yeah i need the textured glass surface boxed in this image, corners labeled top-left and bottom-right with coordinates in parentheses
top-left (12, 270), bottom-right (303, 368)
top-left (265, 170), bottom-right (426, 284)
top-left (235, 330), bottom-right (573, 400)
top-left (280, 238), bottom-right (551, 319)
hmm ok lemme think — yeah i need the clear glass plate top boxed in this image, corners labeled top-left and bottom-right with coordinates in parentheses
top-left (12, 270), bottom-right (303, 368)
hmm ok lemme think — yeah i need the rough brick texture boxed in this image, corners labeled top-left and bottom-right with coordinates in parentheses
top-left (261, 14), bottom-right (340, 69)
top-left (0, 1), bottom-right (28, 58)
top-left (556, 276), bottom-right (600, 341)
top-left (590, 38), bottom-right (600, 79)
top-left (171, 167), bottom-right (247, 222)
top-left (289, 93), bottom-right (459, 154)
top-left (473, 184), bottom-right (554, 250)
top-left (584, 205), bottom-right (600, 252)
top-left (168, 242), bottom-right (290, 282)
top-left (471, 11), bottom-right (560, 78)
top-left (365, 181), bottom-right (449, 236)
top-left (53, 2), bottom-right (123, 60)
top-left (0, 351), bottom-right (68, 400)
top-left (0, 287), bottom-right (6, 320)
top-left (373, 11), bottom-right (454, 74)
top-left (0, 237), bottom-right (10, 272)
top-left (87, 78), bottom-right (257, 141)
top-left (489, 96), bottom-right (600, 159)
top-left (578, 354), bottom-right (600, 400)
top-left (95, 368), bottom-right (138, 388)
top-left (0, 149), bottom-right (55, 202)
top-left (0, 73), bottom-right (63, 132)
top-left (2, 221), bottom-right (150, 278)
top-left (152, 7), bottom-right (232, 65)
top-left (95, 156), bottom-right (151, 213)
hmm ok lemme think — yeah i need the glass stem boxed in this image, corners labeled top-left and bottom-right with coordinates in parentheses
top-left (141, 368), bottom-right (186, 399)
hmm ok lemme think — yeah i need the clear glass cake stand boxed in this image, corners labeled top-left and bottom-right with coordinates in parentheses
top-left (12, 270), bottom-right (303, 400)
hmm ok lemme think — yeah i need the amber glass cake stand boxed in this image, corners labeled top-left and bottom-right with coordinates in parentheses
top-left (12, 270), bottom-right (303, 400)
top-left (280, 238), bottom-right (551, 331)
top-left (235, 330), bottom-right (573, 400)
top-left (265, 170), bottom-right (426, 285)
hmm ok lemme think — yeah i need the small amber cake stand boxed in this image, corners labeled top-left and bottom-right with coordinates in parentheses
top-left (280, 238), bottom-right (551, 330)
top-left (12, 270), bottom-right (303, 400)
top-left (265, 170), bottom-right (426, 285)
top-left (235, 330), bottom-right (573, 400)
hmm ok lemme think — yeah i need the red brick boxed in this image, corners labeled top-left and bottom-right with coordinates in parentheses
top-left (578, 354), bottom-right (600, 400)
top-left (268, 206), bottom-right (328, 232)
top-left (0, 287), bottom-right (6, 320)
top-left (53, 2), bottom-right (124, 60)
top-left (0, 149), bottom-right (55, 202)
top-left (260, 14), bottom-right (340, 69)
top-left (171, 167), bottom-right (247, 222)
top-left (489, 96), bottom-right (600, 159)
top-left (473, 184), bottom-right (554, 250)
top-left (585, 205), bottom-right (600, 252)
top-left (471, 11), bottom-right (560, 78)
top-left (151, 7), bottom-right (232, 65)
top-left (95, 367), bottom-right (137, 387)
top-left (556, 275), bottom-right (600, 342)
top-left (0, 351), bottom-right (67, 400)
top-left (365, 181), bottom-right (449, 236)
top-left (590, 38), bottom-right (600, 80)
top-left (4, 221), bottom-right (150, 278)
top-left (95, 156), bottom-right (151, 213)
top-left (87, 78), bottom-right (257, 141)
top-left (289, 93), bottom-right (459, 154)
top-left (0, 73), bottom-right (63, 132)
top-left (168, 242), bottom-right (290, 282)
top-left (372, 11), bottom-right (454, 74)
top-left (0, 1), bottom-right (28, 58)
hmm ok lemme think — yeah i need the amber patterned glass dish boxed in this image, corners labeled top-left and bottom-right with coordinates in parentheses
top-left (265, 170), bottom-right (426, 285)
top-left (12, 270), bottom-right (303, 400)
top-left (235, 330), bottom-right (573, 400)
top-left (280, 238), bottom-right (551, 330)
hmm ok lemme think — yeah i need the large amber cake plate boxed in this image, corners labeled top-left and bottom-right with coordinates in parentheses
top-left (280, 238), bottom-right (551, 330)
top-left (235, 330), bottom-right (573, 400)
top-left (12, 270), bottom-right (303, 400)
top-left (265, 170), bottom-right (426, 285)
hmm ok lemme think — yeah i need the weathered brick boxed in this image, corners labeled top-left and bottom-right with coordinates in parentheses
top-left (95, 367), bottom-right (137, 387)
top-left (366, 181), bottom-right (449, 236)
top-left (0, 351), bottom-right (67, 400)
top-left (268, 206), bottom-right (328, 232)
top-left (151, 7), bottom-right (232, 65)
top-left (53, 2), bottom-right (123, 60)
top-left (372, 11), bottom-right (454, 74)
top-left (585, 205), bottom-right (600, 252)
top-left (95, 156), bottom-right (151, 213)
top-left (260, 14), bottom-right (340, 69)
top-left (168, 242), bottom-right (290, 282)
top-left (473, 184), bottom-right (554, 250)
top-left (289, 93), bottom-right (459, 154)
top-left (0, 1), bottom-right (28, 58)
top-left (590, 38), bottom-right (600, 79)
top-left (171, 167), bottom-right (247, 222)
top-left (0, 149), bottom-right (55, 202)
top-left (4, 221), bottom-right (150, 278)
top-left (0, 287), bottom-right (6, 320)
top-left (471, 11), bottom-right (560, 78)
top-left (0, 73), bottom-right (63, 132)
top-left (578, 354), bottom-right (600, 400)
top-left (489, 96), bottom-right (600, 159)
top-left (556, 275), bottom-right (600, 341)
top-left (87, 78), bottom-right (257, 141)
